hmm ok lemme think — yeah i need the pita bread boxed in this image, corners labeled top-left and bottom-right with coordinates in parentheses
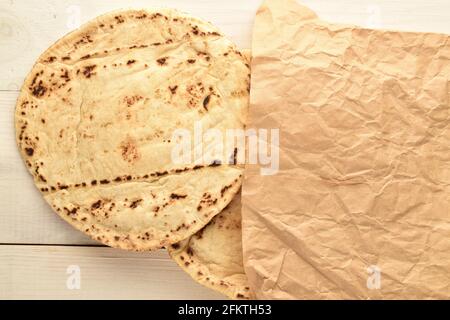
top-left (168, 192), bottom-right (252, 299)
top-left (15, 9), bottom-right (249, 251)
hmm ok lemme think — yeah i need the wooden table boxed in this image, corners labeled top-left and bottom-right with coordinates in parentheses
top-left (1, 0), bottom-right (449, 299)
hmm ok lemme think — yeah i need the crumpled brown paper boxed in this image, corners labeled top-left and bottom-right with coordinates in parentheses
top-left (242, 0), bottom-right (450, 299)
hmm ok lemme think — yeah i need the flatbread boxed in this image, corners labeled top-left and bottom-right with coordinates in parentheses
top-left (15, 9), bottom-right (250, 251)
top-left (168, 192), bottom-right (252, 299)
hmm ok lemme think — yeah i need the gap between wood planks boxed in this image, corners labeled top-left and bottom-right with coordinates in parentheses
top-left (0, 242), bottom-right (105, 247)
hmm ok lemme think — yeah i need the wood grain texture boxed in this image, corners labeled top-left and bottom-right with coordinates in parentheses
top-left (0, 245), bottom-right (224, 299)
top-left (1, 0), bottom-right (450, 91)
top-left (0, 0), bottom-right (260, 91)
top-left (0, 0), bottom-right (449, 300)
top-left (1, 0), bottom-right (449, 246)
top-left (0, 91), bottom-right (97, 245)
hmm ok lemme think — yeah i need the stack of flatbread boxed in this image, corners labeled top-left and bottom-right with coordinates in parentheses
top-left (15, 9), bottom-right (251, 299)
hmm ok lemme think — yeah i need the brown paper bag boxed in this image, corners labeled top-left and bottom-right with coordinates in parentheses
top-left (242, 0), bottom-right (450, 299)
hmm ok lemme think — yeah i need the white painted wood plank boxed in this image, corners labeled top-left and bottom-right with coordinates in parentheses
top-left (0, 91), bottom-right (97, 245)
top-left (304, 0), bottom-right (450, 33)
top-left (0, 0), bottom-right (449, 245)
top-left (0, 0), bottom-right (260, 91)
top-left (0, 245), bottom-right (225, 299)
top-left (1, 0), bottom-right (450, 91)
top-left (1, 0), bottom-right (448, 300)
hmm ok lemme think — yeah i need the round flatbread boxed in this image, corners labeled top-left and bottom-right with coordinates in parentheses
top-left (15, 9), bottom-right (249, 251)
top-left (168, 192), bottom-right (252, 299)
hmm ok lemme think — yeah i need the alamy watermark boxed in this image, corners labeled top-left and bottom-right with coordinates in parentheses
top-left (171, 121), bottom-right (280, 175)
top-left (366, 265), bottom-right (381, 290)
top-left (365, 4), bottom-right (382, 29)
top-left (66, 265), bottom-right (81, 290)
top-left (66, 5), bottom-right (81, 30)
